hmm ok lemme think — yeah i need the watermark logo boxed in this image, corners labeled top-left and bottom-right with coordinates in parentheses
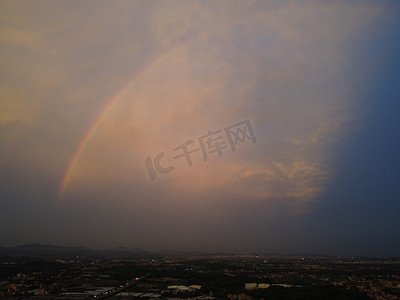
top-left (145, 120), bottom-right (256, 181)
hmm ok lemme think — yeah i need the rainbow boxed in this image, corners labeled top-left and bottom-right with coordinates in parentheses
top-left (57, 2), bottom-right (376, 199)
top-left (58, 42), bottom-right (193, 199)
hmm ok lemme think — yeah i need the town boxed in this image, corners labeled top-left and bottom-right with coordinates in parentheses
top-left (1, 251), bottom-right (399, 299)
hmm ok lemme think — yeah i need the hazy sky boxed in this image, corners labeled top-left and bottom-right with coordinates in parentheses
top-left (1, 0), bottom-right (399, 256)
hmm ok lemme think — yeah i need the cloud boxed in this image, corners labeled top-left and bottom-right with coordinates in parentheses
top-left (0, 0), bottom-right (395, 251)
top-left (62, 1), bottom-right (382, 213)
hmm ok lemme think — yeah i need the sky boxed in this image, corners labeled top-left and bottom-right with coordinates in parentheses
top-left (1, 0), bottom-right (399, 256)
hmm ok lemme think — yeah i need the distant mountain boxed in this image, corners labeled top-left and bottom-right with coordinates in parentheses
top-left (0, 244), bottom-right (228, 259)
top-left (114, 246), bottom-right (153, 254)
top-left (156, 249), bottom-right (209, 257)
top-left (0, 244), bottom-right (161, 259)
top-left (114, 246), bottom-right (130, 251)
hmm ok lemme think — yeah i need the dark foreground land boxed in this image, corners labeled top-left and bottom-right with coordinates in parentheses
top-left (0, 247), bottom-right (399, 299)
